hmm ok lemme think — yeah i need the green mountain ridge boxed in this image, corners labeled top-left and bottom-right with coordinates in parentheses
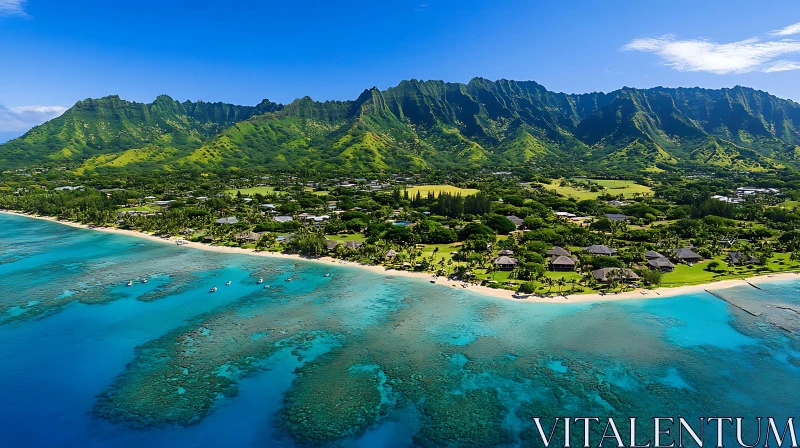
top-left (3, 78), bottom-right (800, 173)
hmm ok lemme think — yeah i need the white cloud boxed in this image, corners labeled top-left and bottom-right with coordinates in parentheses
top-left (0, 0), bottom-right (27, 18)
top-left (764, 60), bottom-right (800, 72)
top-left (0, 104), bottom-right (67, 132)
top-left (624, 24), bottom-right (800, 75)
top-left (770, 22), bottom-right (800, 36)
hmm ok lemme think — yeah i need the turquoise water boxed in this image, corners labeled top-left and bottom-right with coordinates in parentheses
top-left (1, 213), bottom-right (800, 447)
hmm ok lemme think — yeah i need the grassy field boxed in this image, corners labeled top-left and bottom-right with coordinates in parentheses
top-left (119, 205), bottom-right (160, 213)
top-left (404, 185), bottom-right (480, 198)
top-left (780, 200), bottom-right (799, 209)
top-left (326, 234), bottom-right (367, 243)
top-left (541, 179), bottom-right (653, 200)
top-left (225, 186), bottom-right (282, 196)
top-left (660, 254), bottom-right (800, 287)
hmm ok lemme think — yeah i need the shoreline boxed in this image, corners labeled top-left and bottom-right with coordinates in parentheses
top-left (2, 209), bottom-right (798, 304)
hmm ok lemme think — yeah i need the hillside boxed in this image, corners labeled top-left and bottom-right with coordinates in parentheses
top-left (2, 79), bottom-right (800, 173)
top-left (0, 95), bottom-right (279, 170)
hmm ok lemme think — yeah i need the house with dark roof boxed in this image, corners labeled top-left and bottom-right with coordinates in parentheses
top-left (234, 231), bottom-right (260, 242)
top-left (547, 246), bottom-right (571, 257)
top-left (645, 250), bottom-right (665, 260)
top-left (384, 249), bottom-right (398, 259)
top-left (592, 268), bottom-right (639, 283)
top-left (728, 252), bottom-right (759, 266)
top-left (326, 240), bottom-right (341, 251)
top-left (506, 215), bottom-right (525, 228)
top-left (343, 240), bottom-right (363, 250)
top-left (493, 256), bottom-right (519, 271)
top-left (549, 255), bottom-right (576, 272)
top-left (584, 245), bottom-right (617, 256)
top-left (604, 213), bottom-right (629, 222)
top-left (498, 249), bottom-right (515, 256)
top-left (648, 257), bottom-right (675, 272)
top-left (674, 248), bottom-right (702, 264)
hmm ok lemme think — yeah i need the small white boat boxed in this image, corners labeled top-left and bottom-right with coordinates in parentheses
top-left (142, 278), bottom-right (148, 283)
top-left (225, 281), bottom-right (232, 286)
top-left (210, 286), bottom-right (218, 293)
top-left (126, 281), bottom-right (133, 287)
top-left (324, 273), bottom-right (330, 277)
top-left (285, 278), bottom-right (292, 282)
top-left (257, 277), bottom-right (264, 284)
top-left (263, 284), bottom-right (270, 289)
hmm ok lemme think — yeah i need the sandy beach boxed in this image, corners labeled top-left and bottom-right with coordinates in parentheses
top-left (3, 209), bottom-right (798, 304)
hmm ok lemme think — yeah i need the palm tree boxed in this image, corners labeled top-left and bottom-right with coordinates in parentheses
top-left (556, 277), bottom-right (565, 294)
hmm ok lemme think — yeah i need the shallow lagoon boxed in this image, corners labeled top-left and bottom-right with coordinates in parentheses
top-left (1, 213), bottom-right (799, 447)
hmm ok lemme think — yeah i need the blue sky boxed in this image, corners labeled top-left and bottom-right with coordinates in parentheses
top-left (1, 0), bottom-right (800, 136)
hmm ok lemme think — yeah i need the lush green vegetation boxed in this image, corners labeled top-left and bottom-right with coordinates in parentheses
top-left (3, 166), bottom-right (800, 297)
top-left (3, 79), bottom-right (800, 174)
top-left (404, 185), bottom-right (480, 198)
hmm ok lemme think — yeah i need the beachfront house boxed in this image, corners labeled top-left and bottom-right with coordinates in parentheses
top-left (674, 248), bottom-right (702, 264)
top-left (584, 245), bottom-right (617, 256)
top-left (648, 257), bottom-right (675, 272)
top-left (326, 240), bottom-right (340, 251)
top-left (234, 231), bottom-right (260, 243)
top-left (493, 256), bottom-right (519, 271)
top-left (592, 267), bottom-right (639, 283)
top-left (728, 252), bottom-right (760, 266)
top-left (549, 255), bottom-right (576, 272)
top-left (343, 240), bottom-right (363, 250)
top-left (384, 249), bottom-right (398, 260)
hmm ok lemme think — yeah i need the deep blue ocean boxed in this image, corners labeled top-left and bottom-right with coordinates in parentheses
top-left (1, 212), bottom-right (799, 447)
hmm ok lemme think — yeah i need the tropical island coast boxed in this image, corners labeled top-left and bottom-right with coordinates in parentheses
top-left (3, 209), bottom-right (797, 304)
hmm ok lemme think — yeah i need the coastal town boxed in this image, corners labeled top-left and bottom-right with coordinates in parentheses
top-left (3, 168), bottom-right (799, 298)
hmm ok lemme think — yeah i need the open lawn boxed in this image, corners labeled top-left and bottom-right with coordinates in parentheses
top-left (404, 185), bottom-right (479, 198)
top-left (118, 205), bottom-right (160, 213)
top-left (780, 200), bottom-right (799, 209)
top-left (225, 186), bottom-right (282, 196)
top-left (541, 179), bottom-right (653, 200)
top-left (326, 233), bottom-right (367, 243)
top-left (660, 254), bottom-right (800, 287)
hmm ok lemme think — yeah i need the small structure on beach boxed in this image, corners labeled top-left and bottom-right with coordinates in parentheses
top-left (384, 249), bottom-right (398, 259)
top-left (326, 240), bottom-right (340, 251)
